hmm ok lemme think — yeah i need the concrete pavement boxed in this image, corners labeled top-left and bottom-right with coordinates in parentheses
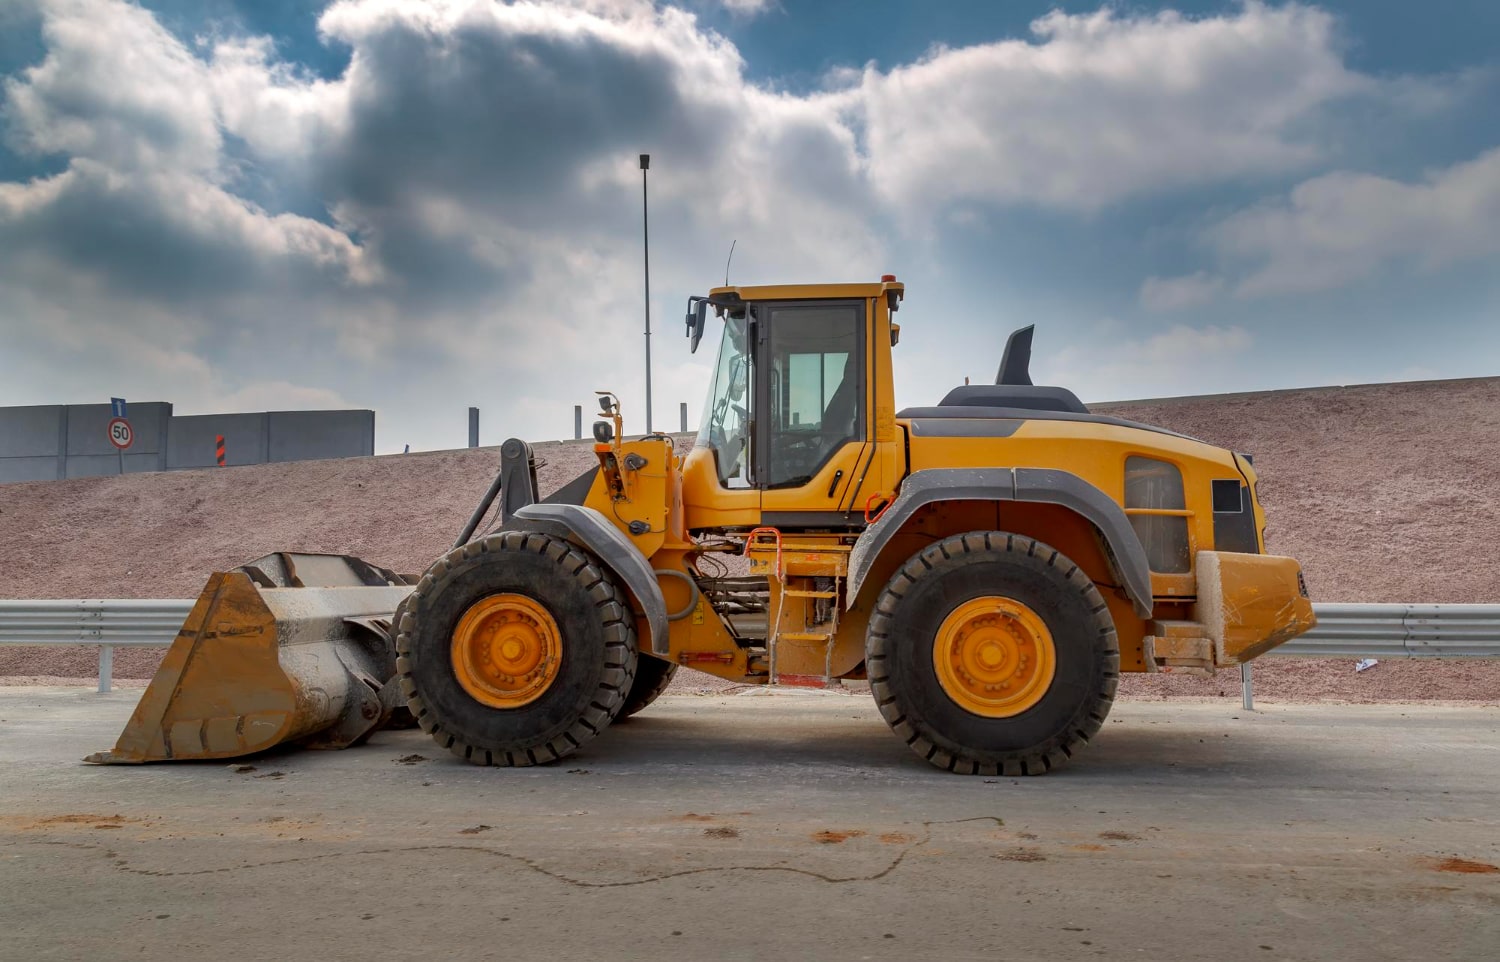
top-left (0, 687), bottom-right (1496, 961)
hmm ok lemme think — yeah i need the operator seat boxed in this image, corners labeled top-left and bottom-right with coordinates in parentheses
top-left (821, 351), bottom-right (861, 442)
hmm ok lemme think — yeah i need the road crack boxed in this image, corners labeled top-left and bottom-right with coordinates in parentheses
top-left (10, 816), bottom-right (1005, 889)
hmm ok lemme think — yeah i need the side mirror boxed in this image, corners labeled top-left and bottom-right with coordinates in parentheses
top-left (686, 298), bottom-right (708, 354)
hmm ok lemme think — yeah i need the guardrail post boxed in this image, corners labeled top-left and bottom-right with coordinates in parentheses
top-left (1240, 663), bottom-right (1253, 711)
top-left (98, 644), bottom-right (113, 694)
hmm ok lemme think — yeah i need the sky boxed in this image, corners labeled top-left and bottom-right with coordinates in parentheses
top-left (0, 0), bottom-right (1496, 452)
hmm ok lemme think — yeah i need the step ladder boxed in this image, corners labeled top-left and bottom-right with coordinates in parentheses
top-left (746, 528), bottom-right (848, 686)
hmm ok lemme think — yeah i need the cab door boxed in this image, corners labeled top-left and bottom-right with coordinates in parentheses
top-left (756, 299), bottom-right (871, 523)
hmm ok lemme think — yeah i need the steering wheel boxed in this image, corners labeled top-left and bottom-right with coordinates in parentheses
top-left (772, 433), bottom-right (826, 480)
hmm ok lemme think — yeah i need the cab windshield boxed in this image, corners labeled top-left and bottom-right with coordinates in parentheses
top-left (696, 313), bottom-right (751, 487)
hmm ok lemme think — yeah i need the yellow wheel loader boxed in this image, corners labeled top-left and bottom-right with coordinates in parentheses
top-left (91, 276), bottom-right (1314, 775)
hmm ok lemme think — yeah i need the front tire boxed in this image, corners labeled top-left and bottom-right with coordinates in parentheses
top-left (866, 532), bottom-right (1119, 775)
top-left (396, 531), bottom-right (638, 766)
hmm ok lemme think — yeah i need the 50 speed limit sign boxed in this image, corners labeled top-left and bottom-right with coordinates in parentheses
top-left (107, 417), bottom-right (134, 451)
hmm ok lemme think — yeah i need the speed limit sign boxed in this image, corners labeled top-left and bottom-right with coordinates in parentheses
top-left (107, 417), bottom-right (134, 450)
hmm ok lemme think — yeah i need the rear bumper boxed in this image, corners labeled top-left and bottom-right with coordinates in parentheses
top-left (1192, 551), bottom-right (1316, 665)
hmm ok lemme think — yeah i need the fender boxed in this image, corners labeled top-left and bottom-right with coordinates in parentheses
top-left (507, 503), bottom-right (670, 656)
top-left (846, 467), bottom-right (1155, 619)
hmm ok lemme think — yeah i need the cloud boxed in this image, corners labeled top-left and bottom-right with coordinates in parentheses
top-left (0, 0), bottom-right (382, 426)
top-left (1140, 272), bottom-right (1224, 311)
top-left (214, 380), bottom-right (359, 414)
top-left (718, 0), bottom-right (773, 15)
top-left (854, 3), bottom-right (1368, 213)
top-left (0, 160), bottom-right (375, 300)
top-left (1212, 146), bottom-right (1500, 297)
top-left (2, 0), bottom-right (220, 173)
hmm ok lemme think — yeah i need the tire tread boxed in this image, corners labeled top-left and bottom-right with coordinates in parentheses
top-left (865, 531), bottom-right (1119, 776)
top-left (395, 532), bottom-right (638, 767)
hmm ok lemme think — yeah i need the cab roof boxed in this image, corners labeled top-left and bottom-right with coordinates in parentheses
top-left (708, 278), bottom-right (904, 301)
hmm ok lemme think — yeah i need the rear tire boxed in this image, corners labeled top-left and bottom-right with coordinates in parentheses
top-left (866, 532), bottom-right (1119, 775)
top-left (618, 655), bottom-right (678, 718)
top-left (396, 531), bottom-right (638, 766)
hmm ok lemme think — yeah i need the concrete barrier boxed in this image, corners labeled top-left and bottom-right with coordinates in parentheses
top-left (1, 402), bottom-right (376, 482)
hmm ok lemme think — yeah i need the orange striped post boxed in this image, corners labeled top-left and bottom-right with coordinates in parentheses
top-left (215, 434), bottom-right (226, 467)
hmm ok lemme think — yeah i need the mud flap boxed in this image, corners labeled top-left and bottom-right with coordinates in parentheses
top-left (85, 554), bottom-right (413, 764)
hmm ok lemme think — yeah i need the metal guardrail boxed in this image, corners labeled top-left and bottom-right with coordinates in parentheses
top-left (1241, 602), bottom-right (1500, 709)
top-left (0, 599), bottom-right (192, 692)
top-left (1275, 603), bottom-right (1500, 659)
top-left (0, 600), bottom-right (1496, 697)
top-left (0, 599), bottom-right (194, 643)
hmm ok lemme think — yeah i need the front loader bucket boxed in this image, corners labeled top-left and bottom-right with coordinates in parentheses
top-left (85, 553), bottom-right (413, 764)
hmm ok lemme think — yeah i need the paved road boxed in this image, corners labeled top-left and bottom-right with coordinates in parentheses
top-left (1, 687), bottom-right (1496, 961)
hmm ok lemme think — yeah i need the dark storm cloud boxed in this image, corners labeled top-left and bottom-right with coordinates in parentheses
top-left (324, 11), bottom-right (717, 210)
top-left (0, 162), bottom-right (366, 306)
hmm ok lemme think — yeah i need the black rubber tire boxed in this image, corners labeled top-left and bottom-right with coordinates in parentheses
top-left (395, 530), bottom-right (638, 766)
top-left (866, 532), bottom-right (1119, 776)
top-left (617, 655), bottom-right (678, 719)
top-left (378, 593), bottom-right (419, 729)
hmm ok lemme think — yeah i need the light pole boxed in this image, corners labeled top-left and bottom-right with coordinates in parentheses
top-left (640, 153), bottom-right (652, 434)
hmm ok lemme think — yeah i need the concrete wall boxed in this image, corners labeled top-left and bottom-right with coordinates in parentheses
top-left (0, 402), bottom-right (172, 481)
top-left (0, 405), bottom-right (65, 482)
top-left (64, 402), bottom-right (172, 479)
top-left (269, 410), bottom-right (375, 462)
top-left (166, 410), bottom-right (375, 469)
top-left (0, 403), bottom-right (375, 483)
top-left (167, 413), bottom-right (270, 469)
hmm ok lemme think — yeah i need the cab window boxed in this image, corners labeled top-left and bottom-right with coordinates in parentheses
top-left (696, 312), bottom-right (752, 487)
top-left (762, 302), bottom-right (863, 489)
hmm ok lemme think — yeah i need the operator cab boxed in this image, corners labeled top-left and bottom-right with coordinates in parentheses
top-left (695, 299), bottom-right (862, 489)
top-left (680, 279), bottom-right (905, 530)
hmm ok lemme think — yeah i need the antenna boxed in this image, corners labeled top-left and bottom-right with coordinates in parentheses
top-left (724, 239), bottom-right (737, 286)
top-left (640, 153), bottom-right (652, 433)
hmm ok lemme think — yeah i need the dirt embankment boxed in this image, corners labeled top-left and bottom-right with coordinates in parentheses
top-left (3, 377), bottom-right (1498, 701)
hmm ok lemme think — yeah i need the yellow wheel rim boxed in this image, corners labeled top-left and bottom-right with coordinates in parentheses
top-left (451, 594), bottom-right (562, 709)
top-left (933, 596), bottom-right (1056, 718)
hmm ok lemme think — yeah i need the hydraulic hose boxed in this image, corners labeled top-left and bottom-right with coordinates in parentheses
top-left (655, 568), bottom-right (701, 621)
